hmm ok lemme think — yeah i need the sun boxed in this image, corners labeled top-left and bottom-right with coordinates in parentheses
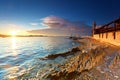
top-left (10, 31), bottom-right (17, 36)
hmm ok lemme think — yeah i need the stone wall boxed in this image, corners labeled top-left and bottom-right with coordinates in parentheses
top-left (93, 31), bottom-right (120, 46)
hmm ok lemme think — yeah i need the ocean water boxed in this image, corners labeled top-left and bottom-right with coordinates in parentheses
top-left (0, 37), bottom-right (79, 79)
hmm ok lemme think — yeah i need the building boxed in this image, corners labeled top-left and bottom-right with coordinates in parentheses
top-left (92, 17), bottom-right (120, 46)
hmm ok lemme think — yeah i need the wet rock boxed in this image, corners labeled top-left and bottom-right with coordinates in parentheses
top-left (39, 47), bottom-right (81, 60)
top-left (44, 46), bottom-right (106, 80)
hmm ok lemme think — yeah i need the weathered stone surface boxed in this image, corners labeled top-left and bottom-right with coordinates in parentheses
top-left (39, 47), bottom-right (81, 60)
top-left (44, 46), bottom-right (106, 80)
top-left (109, 52), bottom-right (120, 69)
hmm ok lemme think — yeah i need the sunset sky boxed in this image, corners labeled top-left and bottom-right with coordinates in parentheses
top-left (0, 0), bottom-right (120, 36)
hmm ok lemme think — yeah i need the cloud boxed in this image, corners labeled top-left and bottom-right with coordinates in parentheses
top-left (30, 23), bottom-right (38, 26)
top-left (28, 16), bottom-right (91, 36)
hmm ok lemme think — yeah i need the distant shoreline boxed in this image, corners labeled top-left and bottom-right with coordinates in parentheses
top-left (0, 35), bottom-right (47, 37)
top-left (0, 34), bottom-right (70, 38)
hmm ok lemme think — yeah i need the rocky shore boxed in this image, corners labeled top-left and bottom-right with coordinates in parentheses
top-left (39, 47), bottom-right (80, 60)
top-left (42, 37), bottom-right (120, 80)
top-left (18, 37), bottom-right (120, 80)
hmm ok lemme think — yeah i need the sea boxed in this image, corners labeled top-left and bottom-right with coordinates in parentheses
top-left (0, 37), bottom-right (79, 80)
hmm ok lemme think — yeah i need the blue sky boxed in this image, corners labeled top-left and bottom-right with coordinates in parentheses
top-left (0, 0), bottom-right (120, 36)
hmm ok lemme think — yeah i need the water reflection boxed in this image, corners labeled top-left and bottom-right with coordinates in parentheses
top-left (11, 37), bottom-right (16, 49)
top-left (11, 37), bottom-right (17, 56)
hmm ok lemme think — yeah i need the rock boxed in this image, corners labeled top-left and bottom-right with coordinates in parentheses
top-left (44, 46), bottom-right (106, 80)
top-left (114, 76), bottom-right (119, 79)
top-left (39, 47), bottom-right (81, 60)
top-left (109, 53), bottom-right (120, 69)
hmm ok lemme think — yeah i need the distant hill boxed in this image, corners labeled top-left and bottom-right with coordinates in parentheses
top-left (0, 34), bottom-right (47, 37)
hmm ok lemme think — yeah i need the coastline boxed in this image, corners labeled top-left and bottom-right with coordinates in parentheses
top-left (42, 37), bottom-right (120, 80)
top-left (18, 37), bottom-right (120, 80)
